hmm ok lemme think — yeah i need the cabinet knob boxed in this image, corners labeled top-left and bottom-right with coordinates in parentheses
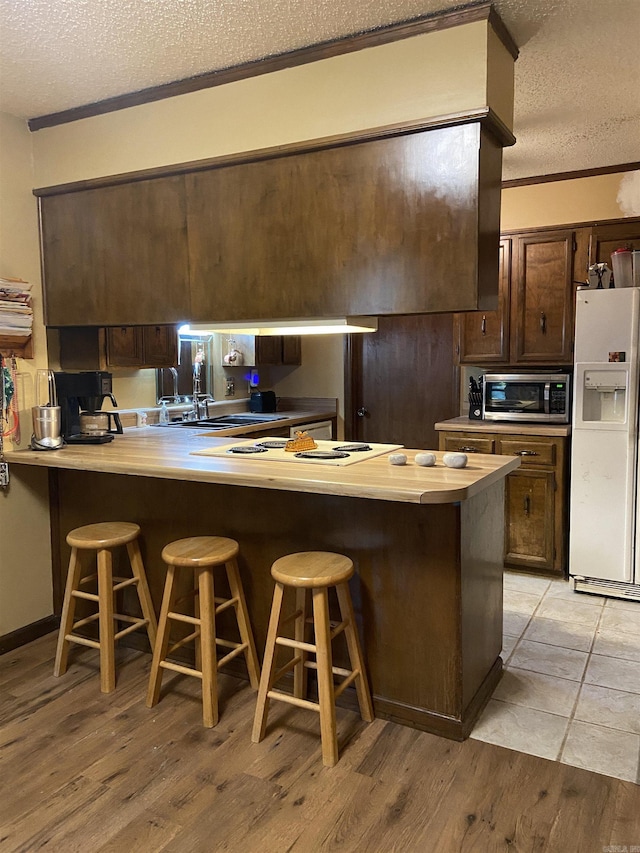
top-left (356, 407), bottom-right (369, 418)
top-left (516, 450), bottom-right (539, 456)
top-left (524, 494), bottom-right (531, 516)
top-left (458, 445), bottom-right (478, 453)
top-left (540, 312), bottom-right (547, 334)
top-left (481, 315), bottom-right (487, 335)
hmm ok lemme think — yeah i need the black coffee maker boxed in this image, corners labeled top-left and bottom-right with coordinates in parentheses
top-left (54, 371), bottom-right (123, 444)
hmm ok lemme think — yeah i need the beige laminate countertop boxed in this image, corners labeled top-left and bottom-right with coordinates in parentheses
top-left (435, 417), bottom-right (572, 437)
top-left (5, 425), bottom-right (520, 505)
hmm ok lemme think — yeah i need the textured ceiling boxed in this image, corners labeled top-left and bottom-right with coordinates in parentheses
top-left (0, 0), bottom-right (638, 180)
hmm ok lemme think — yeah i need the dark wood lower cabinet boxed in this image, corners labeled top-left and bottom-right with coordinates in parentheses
top-left (47, 467), bottom-right (506, 740)
top-left (438, 427), bottom-right (568, 576)
top-left (504, 468), bottom-right (555, 570)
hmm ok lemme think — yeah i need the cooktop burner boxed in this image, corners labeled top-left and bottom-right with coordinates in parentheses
top-left (192, 438), bottom-right (404, 466)
top-left (294, 450), bottom-right (350, 460)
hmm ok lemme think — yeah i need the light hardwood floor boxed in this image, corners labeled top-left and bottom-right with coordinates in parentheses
top-left (1, 634), bottom-right (638, 852)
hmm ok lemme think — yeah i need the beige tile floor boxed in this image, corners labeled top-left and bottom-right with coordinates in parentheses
top-left (471, 571), bottom-right (640, 784)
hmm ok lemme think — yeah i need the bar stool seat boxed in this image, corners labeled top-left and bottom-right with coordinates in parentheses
top-left (252, 551), bottom-right (374, 767)
top-left (54, 521), bottom-right (158, 693)
top-left (146, 536), bottom-right (260, 727)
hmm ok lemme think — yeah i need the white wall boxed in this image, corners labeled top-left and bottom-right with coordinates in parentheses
top-left (0, 112), bottom-right (53, 636)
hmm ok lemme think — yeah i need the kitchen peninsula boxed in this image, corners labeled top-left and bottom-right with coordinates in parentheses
top-left (6, 429), bottom-right (519, 739)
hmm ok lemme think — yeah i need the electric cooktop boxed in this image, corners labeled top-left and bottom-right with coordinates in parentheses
top-left (191, 438), bottom-right (403, 466)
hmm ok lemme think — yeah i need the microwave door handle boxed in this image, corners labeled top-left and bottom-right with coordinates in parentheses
top-left (543, 382), bottom-right (550, 414)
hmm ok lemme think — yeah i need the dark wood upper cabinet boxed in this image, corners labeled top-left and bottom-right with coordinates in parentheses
top-left (58, 325), bottom-right (178, 369)
top-left (590, 220), bottom-right (640, 272)
top-left (456, 226), bottom-right (588, 367)
top-left (511, 230), bottom-right (575, 364)
top-left (107, 324), bottom-right (178, 368)
top-left (40, 176), bottom-right (191, 326)
top-left (455, 237), bottom-right (511, 364)
top-left (186, 123), bottom-right (502, 322)
top-left (254, 336), bottom-right (301, 365)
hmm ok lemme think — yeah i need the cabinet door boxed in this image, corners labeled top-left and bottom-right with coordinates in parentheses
top-left (504, 469), bottom-right (555, 571)
top-left (40, 176), bottom-right (190, 326)
top-left (187, 124), bottom-right (500, 321)
top-left (456, 238), bottom-right (511, 364)
top-left (511, 231), bottom-right (574, 364)
top-left (281, 336), bottom-right (302, 365)
top-left (143, 325), bottom-right (178, 367)
top-left (106, 327), bottom-right (144, 367)
top-left (255, 336), bottom-right (284, 364)
top-left (590, 220), bottom-right (640, 271)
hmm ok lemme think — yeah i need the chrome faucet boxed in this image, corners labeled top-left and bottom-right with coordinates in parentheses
top-left (169, 367), bottom-right (179, 402)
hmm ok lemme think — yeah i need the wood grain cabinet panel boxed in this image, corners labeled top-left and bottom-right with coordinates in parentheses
top-left (442, 434), bottom-right (495, 454)
top-left (106, 326), bottom-right (144, 366)
top-left (504, 469), bottom-right (555, 570)
top-left (438, 429), bottom-right (568, 576)
top-left (254, 336), bottom-right (301, 365)
top-left (60, 325), bottom-right (178, 369)
top-left (455, 224), bottom-right (598, 367)
top-left (455, 238), bottom-right (511, 364)
top-left (511, 231), bottom-right (575, 364)
top-left (141, 325), bottom-right (179, 367)
top-left (589, 220), bottom-right (640, 274)
top-left (186, 123), bottom-right (501, 322)
top-left (40, 176), bottom-right (190, 326)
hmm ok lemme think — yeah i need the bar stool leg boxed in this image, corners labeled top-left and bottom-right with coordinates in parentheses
top-left (97, 547), bottom-right (116, 693)
top-left (126, 539), bottom-right (158, 648)
top-left (336, 582), bottom-right (374, 722)
top-left (193, 568), bottom-right (202, 674)
top-left (312, 586), bottom-right (339, 767)
top-left (225, 557), bottom-right (261, 689)
top-left (54, 547), bottom-right (83, 678)
top-left (147, 565), bottom-right (178, 708)
top-left (252, 582), bottom-right (285, 743)
top-left (293, 587), bottom-right (308, 700)
top-left (199, 566), bottom-right (218, 728)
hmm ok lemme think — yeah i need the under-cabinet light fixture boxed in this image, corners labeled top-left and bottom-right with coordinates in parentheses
top-left (179, 317), bottom-right (378, 336)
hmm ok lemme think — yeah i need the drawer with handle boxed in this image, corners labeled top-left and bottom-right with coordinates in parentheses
top-left (442, 435), bottom-right (495, 454)
top-left (498, 439), bottom-right (556, 466)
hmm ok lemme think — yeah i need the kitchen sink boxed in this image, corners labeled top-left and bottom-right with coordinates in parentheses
top-left (208, 414), bottom-right (283, 424)
top-left (153, 413), bottom-right (284, 429)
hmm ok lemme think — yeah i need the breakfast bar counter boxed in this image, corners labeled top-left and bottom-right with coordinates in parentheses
top-left (6, 429), bottom-right (519, 740)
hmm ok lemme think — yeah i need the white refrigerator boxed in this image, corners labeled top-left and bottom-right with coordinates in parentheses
top-left (569, 287), bottom-right (640, 600)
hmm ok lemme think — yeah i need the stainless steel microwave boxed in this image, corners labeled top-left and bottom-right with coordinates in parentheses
top-left (482, 373), bottom-right (571, 423)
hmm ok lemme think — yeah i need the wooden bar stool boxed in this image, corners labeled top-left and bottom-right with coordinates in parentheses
top-left (54, 521), bottom-right (158, 693)
top-left (146, 536), bottom-right (260, 727)
top-left (252, 551), bottom-right (374, 767)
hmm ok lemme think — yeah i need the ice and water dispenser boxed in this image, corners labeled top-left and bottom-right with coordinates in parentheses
top-left (580, 368), bottom-right (629, 424)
